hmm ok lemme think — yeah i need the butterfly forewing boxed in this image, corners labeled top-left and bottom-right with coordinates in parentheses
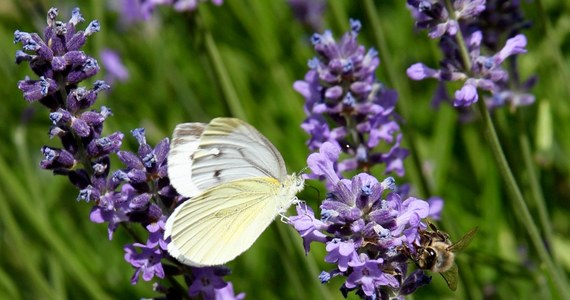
top-left (165, 177), bottom-right (284, 267)
top-left (189, 118), bottom-right (287, 193)
top-left (167, 122), bottom-right (207, 197)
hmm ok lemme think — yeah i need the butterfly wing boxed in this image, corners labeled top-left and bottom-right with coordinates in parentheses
top-left (164, 177), bottom-right (285, 267)
top-left (191, 118), bottom-right (288, 188)
top-left (167, 122), bottom-right (207, 197)
top-left (167, 118), bottom-right (287, 197)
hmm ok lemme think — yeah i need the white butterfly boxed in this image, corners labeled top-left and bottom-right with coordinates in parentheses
top-left (164, 117), bottom-right (305, 267)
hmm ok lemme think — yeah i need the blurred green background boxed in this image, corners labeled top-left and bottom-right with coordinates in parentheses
top-left (1, 0), bottom-right (570, 299)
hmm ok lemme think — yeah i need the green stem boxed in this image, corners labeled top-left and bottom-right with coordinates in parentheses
top-left (328, 1), bottom-right (349, 33)
top-left (518, 130), bottom-right (551, 241)
top-left (443, 0), bottom-right (567, 296)
top-left (199, 15), bottom-right (247, 120)
top-left (0, 156), bottom-right (108, 299)
top-left (476, 100), bottom-right (568, 298)
top-left (518, 116), bottom-right (565, 278)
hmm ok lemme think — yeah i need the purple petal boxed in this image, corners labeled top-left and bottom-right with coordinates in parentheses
top-left (427, 197), bottom-right (444, 220)
top-left (454, 81), bottom-right (478, 107)
top-left (307, 142), bottom-right (341, 185)
top-left (495, 34), bottom-right (527, 65)
top-left (406, 63), bottom-right (439, 80)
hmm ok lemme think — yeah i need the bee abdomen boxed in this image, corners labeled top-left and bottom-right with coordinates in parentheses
top-left (431, 251), bottom-right (455, 273)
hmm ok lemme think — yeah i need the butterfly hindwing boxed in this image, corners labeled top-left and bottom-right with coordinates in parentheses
top-left (164, 177), bottom-right (282, 266)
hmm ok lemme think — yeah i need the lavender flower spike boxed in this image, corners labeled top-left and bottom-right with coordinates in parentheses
top-left (101, 49), bottom-right (129, 84)
top-left (15, 7), bottom-right (243, 299)
top-left (296, 20), bottom-right (408, 178)
top-left (116, 0), bottom-right (224, 24)
top-left (289, 142), bottom-right (437, 298)
top-left (406, 1), bottom-right (536, 110)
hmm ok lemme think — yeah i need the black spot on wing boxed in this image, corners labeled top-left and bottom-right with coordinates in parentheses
top-left (214, 169), bottom-right (222, 179)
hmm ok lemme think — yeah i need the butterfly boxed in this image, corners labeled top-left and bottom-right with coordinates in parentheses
top-left (164, 117), bottom-right (305, 267)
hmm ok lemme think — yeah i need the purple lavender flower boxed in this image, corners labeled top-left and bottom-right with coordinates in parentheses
top-left (14, 7), bottom-right (102, 110)
top-left (291, 20), bottom-right (445, 293)
top-left (345, 255), bottom-right (397, 297)
top-left (408, 29), bottom-right (529, 108)
top-left (287, 0), bottom-right (326, 31)
top-left (100, 49), bottom-right (129, 84)
top-left (89, 183), bottom-right (131, 239)
top-left (295, 19), bottom-right (408, 177)
top-left (406, 0), bottom-right (535, 109)
top-left (188, 267), bottom-right (232, 299)
top-left (80, 127), bottom-right (175, 241)
top-left (15, 7), bottom-right (243, 299)
top-left (466, 0), bottom-right (532, 51)
top-left (214, 282), bottom-right (246, 300)
top-left (289, 204), bottom-right (328, 253)
top-left (114, 0), bottom-right (154, 23)
top-left (407, 0), bottom-right (485, 38)
top-left (325, 239), bottom-right (359, 272)
top-left (116, 0), bottom-right (224, 23)
top-left (124, 242), bottom-right (166, 283)
top-left (289, 142), bottom-right (437, 298)
top-left (173, 0), bottom-right (224, 12)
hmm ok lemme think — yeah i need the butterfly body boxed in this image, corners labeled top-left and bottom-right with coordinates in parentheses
top-left (164, 118), bottom-right (304, 267)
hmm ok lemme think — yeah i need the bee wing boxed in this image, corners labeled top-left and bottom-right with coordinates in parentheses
top-left (448, 226), bottom-right (478, 252)
top-left (440, 262), bottom-right (458, 291)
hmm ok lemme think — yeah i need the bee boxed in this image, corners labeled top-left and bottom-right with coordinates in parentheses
top-left (405, 223), bottom-right (478, 291)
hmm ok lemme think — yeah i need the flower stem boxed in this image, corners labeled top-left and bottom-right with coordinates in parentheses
top-left (518, 128), bottom-right (551, 243)
top-left (476, 99), bottom-right (568, 297)
top-left (197, 14), bottom-right (247, 120)
top-left (328, 1), bottom-right (349, 33)
top-left (444, 1), bottom-right (568, 296)
top-left (517, 115), bottom-right (566, 281)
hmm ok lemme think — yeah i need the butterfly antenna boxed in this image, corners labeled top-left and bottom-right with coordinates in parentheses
top-left (298, 166), bottom-right (309, 175)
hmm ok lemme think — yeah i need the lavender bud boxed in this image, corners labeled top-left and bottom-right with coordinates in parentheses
top-left (69, 8), bottom-right (84, 26)
top-left (47, 7), bottom-right (59, 26)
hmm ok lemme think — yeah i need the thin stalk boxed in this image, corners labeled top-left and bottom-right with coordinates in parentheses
top-left (433, 0), bottom-right (566, 295)
top-left (275, 224), bottom-right (311, 300)
top-left (328, 1), bottom-right (349, 33)
top-left (525, 0), bottom-right (569, 270)
top-left (198, 15), bottom-right (247, 120)
top-left (441, 0), bottom-right (568, 296)
top-left (518, 117), bottom-right (563, 277)
top-left (0, 190), bottom-right (58, 299)
top-left (0, 155), bottom-right (108, 299)
top-left (476, 99), bottom-right (568, 298)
